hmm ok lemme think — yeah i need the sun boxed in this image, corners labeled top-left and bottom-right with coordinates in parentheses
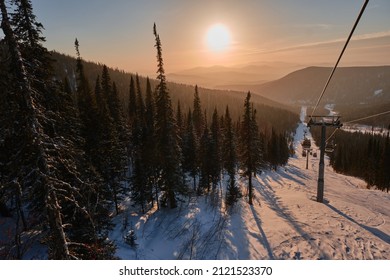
top-left (205, 23), bottom-right (231, 52)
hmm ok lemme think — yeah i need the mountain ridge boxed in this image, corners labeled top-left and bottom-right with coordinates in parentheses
top-left (167, 62), bottom-right (303, 89)
top-left (243, 65), bottom-right (390, 107)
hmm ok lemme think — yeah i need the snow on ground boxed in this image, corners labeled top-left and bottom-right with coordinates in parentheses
top-left (111, 106), bottom-right (390, 260)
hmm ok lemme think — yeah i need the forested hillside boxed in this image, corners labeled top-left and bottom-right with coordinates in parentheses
top-left (0, 0), bottom-right (298, 259)
top-left (337, 101), bottom-right (390, 127)
top-left (310, 127), bottom-right (390, 192)
top-left (50, 52), bottom-right (298, 134)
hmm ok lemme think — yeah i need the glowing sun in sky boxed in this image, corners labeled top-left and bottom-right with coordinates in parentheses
top-left (205, 23), bottom-right (231, 52)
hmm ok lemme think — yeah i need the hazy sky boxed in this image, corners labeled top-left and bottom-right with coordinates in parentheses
top-left (25, 0), bottom-right (390, 75)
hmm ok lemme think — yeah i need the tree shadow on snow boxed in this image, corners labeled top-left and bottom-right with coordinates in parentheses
top-left (254, 177), bottom-right (330, 259)
top-left (259, 167), bottom-right (309, 190)
top-left (325, 203), bottom-right (390, 245)
top-left (249, 205), bottom-right (275, 259)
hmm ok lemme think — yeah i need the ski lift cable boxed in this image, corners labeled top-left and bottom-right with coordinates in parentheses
top-left (326, 129), bottom-right (339, 143)
top-left (310, 0), bottom-right (370, 118)
top-left (325, 110), bottom-right (390, 142)
top-left (344, 110), bottom-right (390, 124)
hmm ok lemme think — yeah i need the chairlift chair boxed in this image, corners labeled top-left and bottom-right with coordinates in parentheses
top-left (325, 141), bottom-right (335, 153)
top-left (302, 138), bottom-right (311, 149)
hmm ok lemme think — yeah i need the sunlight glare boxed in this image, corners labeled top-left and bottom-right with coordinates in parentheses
top-left (205, 23), bottom-right (231, 52)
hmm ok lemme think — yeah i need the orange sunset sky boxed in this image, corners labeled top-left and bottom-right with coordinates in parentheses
top-left (27, 0), bottom-right (390, 76)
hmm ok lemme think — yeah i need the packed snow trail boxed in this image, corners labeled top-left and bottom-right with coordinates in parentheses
top-left (234, 107), bottom-right (390, 259)
top-left (111, 106), bottom-right (389, 260)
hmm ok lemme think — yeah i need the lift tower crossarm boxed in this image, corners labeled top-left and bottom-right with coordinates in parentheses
top-left (307, 115), bottom-right (342, 128)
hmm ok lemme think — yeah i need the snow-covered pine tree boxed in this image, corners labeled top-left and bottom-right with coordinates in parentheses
top-left (1, 2), bottom-right (97, 259)
top-left (10, 0), bottom-right (52, 86)
top-left (153, 23), bottom-right (184, 208)
top-left (2, 0), bottom-right (62, 258)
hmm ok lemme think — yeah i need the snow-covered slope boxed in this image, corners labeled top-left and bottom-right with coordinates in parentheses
top-left (112, 107), bottom-right (390, 260)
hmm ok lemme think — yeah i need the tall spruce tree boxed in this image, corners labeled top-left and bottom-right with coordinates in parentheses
top-left (144, 77), bottom-right (159, 208)
top-left (193, 85), bottom-right (204, 139)
top-left (176, 101), bottom-right (184, 136)
top-left (210, 108), bottom-right (222, 190)
top-left (100, 65), bottom-right (129, 215)
top-left (128, 75), bottom-right (137, 125)
top-left (130, 74), bottom-right (152, 213)
top-left (182, 109), bottom-right (198, 191)
top-left (239, 92), bottom-right (262, 205)
top-left (73, 39), bottom-right (115, 258)
top-left (199, 125), bottom-right (212, 195)
top-left (223, 106), bottom-right (240, 207)
top-left (100, 65), bottom-right (112, 111)
top-left (74, 38), bottom-right (99, 159)
top-left (10, 0), bottom-right (52, 86)
top-left (153, 23), bottom-right (184, 208)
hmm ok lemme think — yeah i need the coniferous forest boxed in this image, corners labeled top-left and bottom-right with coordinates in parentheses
top-left (311, 128), bottom-right (390, 192)
top-left (0, 0), bottom-right (298, 259)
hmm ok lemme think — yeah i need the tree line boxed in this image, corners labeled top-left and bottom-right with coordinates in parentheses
top-left (0, 0), bottom-right (293, 259)
top-left (311, 128), bottom-right (390, 192)
top-left (330, 130), bottom-right (390, 191)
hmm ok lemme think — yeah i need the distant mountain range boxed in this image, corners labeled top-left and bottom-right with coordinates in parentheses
top-left (228, 66), bottom-right (390, 107)
top-left (169, 64), bottom-right (390, 126)
top-left (167, 62), bottom-right (303, 89)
